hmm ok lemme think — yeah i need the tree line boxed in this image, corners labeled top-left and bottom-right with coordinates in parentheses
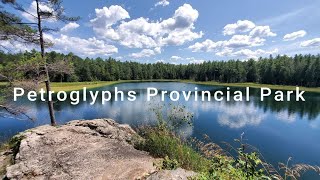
top-left (0, 50), bottom-right (319, 87)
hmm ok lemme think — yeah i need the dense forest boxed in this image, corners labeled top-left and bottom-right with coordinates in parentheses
top-left (0, 50), bottom-right (319, 87)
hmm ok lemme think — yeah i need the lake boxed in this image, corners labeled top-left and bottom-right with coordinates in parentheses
top-left (1, 82), bottom-right (320, 179)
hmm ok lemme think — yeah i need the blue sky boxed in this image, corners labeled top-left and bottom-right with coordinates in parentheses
top-left (3, 0), bottom-right (320, 64)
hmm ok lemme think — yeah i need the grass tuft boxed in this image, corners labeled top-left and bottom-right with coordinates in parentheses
top-left (136, 127), bottom-right (210, 172)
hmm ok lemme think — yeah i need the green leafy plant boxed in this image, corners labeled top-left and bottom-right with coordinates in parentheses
top-left (137, 106), bottom-right (320, 180)
top-left (162, 156), bottom-right (179, 170)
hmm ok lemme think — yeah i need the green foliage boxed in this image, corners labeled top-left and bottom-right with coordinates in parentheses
top-left (150, 104), bottom-right (193, 132)
top-left (7, 135), bottom-right (24, 159)
top-left (0, 135), bottom-right (25, 177)
top-left (0, 6), bottom-right (37, 44)
top-left (161, 156), bottom-right (179, 170)
top-left (137, 105), bottom-right (270, 179)
top-left (137, 127), bottom-right (210, 172)
top-left (1, 51), bottom-right (320, 87)
top-left (191, 140), bottom-right (272, 180)
top-left (137, 122), bottom-right (275, 179)
top-left (135, 106), bottom-right (320, 179)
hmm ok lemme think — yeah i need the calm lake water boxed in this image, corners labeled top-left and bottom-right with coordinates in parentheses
top-left (1, 82), bottom-right (320, 179)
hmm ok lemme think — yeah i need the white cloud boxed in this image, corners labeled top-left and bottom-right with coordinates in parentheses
top-left (189, 20), bottom-right (277, 59)
top-left (156, 59), bottom-right (165, 63)
top-left (171, 56), bottom-right (182, 60)
top-left (223, 20), bottom-right (255, 36)
top-left (61, 22), bottom-right (80, 32)
top-left (90, 5), bottom-right (130, 27)
top-left (45, 34), bottom-right (118, 57)
top-left (188, 39), bottom-right (222, 52)
top-left (90, 5), bottom-right (130, 40)
top-left (155, 0), bottom-right (170, 7)
top-left (189, 59), bottom-right (205, 64)
top-left (226, 35), bottom-right (265, 48)
top-left (91, 4), bottom-right (203, 49)
top-left (300, 38), bottom-right (320, 47)
top-left (21, 1), bottom-right (55, 22)
top-left (220, 48), bottom-right (279, 59)
top-left (130, 48), bottom-right (161, 58)
top-left (2, 33), bottom-right (119, 58)
top-left (215, 48), bottom-right (233, 57)
top-left (249, 26), bottom-right (277, 37)
top-left (186, 57), bottom-right (205, 64)
top-left (0, 40), bottom-right (33, 52)
top-left (157, 56), bottom-right (207, 64)
top-left (189, 35), bottom-right (265, 52)
top-left (283, 30), bottom-right (307, 41)
top-left (189, 20), bottom-right (276, 53)
top-left (154, 47), bottom-right (162, 54)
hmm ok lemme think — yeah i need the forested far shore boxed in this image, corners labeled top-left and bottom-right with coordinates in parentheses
top-left (0, 50), bottom-right (319, 87)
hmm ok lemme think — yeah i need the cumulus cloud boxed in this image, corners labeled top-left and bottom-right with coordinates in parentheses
top-left (223, 20), bottom-right (255, 36)
top-left (155, 0), bottom-right (170, 7)
top-left (90, 5), bottom-right (130, 40)
top-left (189, 35), bottom-right (265, 52)
top-left (130, 48), bottom-right (161, 58)
top-left (171, 56), bottom-right (182, 60)
top-left (249, 26), bottom-right (277, 37)
top-left (189, 20), bottom-right (276, 53)
top-left (91, 4), bottom-right (203, 49)
top-left (189, 59), bottom-right (205, 64)
top-left (186, 57), bottom-right (205, 64)
top-left (227, 35), bottom-right (265, 48)
top-left (283, 30), bottom-right (307, 41)
top-left (189, 20), bottom-right (277, 59)
top-left (45, 34), bottom-right (118, 57)
top-left (226, 48), bottom-right (279, 59)
top-left (0, 40), bottom-right (33, 52)
top-left (156, 59), bottom-right (165, 63)
top-left (90, 5), bottom-right (130, 27)
top-left (215, 48), bottom-right (233, 57)
top-left (158, 56), bottom-right (207, 64)
top-left (188, 39), bottom-right (221, 52)
top-left (61, 22), bottom-right (80, 32)
top-left (2, 33), bottom-right (118, 58)
top-left (300, 38), bottom-right (320, 47)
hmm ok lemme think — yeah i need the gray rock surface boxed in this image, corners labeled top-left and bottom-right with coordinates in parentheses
top-left (147, 168), bottom-right (197, 180)
top-left (3, 119), bottom-right (196, 180)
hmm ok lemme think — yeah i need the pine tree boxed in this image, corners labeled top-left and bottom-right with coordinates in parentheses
top-left (2, 0), bottom-right (79, 126)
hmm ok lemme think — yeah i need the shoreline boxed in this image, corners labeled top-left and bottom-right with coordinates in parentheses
top-left (1, 80), bottom-right (319, 93)
top-left (180, 80), bottom-right (320, 93)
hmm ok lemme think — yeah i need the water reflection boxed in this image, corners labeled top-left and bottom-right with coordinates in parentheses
top-left (0, 82), bottom-right (320, 172)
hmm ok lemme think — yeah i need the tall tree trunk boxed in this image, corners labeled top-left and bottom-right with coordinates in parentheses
top-left (36, 0), bottom-right (56, 126)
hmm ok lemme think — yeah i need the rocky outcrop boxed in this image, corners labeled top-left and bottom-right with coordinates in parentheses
top-left (2, 119), bottom-right (196, 180)
top-left (147, 168), bottom-right (197, 180)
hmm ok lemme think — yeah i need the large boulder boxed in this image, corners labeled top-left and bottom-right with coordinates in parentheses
top-left (3, 119), bottom-right (196, 180)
